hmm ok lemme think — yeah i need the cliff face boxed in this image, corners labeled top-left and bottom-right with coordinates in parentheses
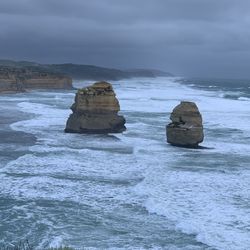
top-left (23, 76), bottom-right (72, 89)
top-left (65, 81), bottom-right (126, 134)
top-left (0, 81), bottom-right (22, 93)
top-left (0, 66), bottom-right (72, 93)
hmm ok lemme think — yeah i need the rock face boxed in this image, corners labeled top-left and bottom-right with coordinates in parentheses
top-left (65, 81), bottom-right (126, 134)
top-left (0, 66), bottom-right (72, 93)
top-left (166, 101), bottom-right (204, 148)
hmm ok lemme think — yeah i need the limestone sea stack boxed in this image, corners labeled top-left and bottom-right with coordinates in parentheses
top-left (65, 81), bottom-right (126, 134)
top-left (166, 101), bottom-right (204, 148)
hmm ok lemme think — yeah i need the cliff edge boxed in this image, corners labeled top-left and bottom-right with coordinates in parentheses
top-left (0, 65), bottom-right (72, 93)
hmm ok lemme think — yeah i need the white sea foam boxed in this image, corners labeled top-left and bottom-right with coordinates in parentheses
top-left (48, 236), bottom-right (64, 249)
top-left (10, 101), bottom-right (71, 134)
top-left (135, 168), bottom-right (250, 250)
top-left (3, 77), bottom-right (250, 250)
top-left (238, 96), bottom-right (250, 101)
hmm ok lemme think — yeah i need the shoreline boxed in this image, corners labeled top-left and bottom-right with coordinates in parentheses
top-left (0, 76), bottom-right (176, 94)
top-left (0, 87), bottom-right (75, 95)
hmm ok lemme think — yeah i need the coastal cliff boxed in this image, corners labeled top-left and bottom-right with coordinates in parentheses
top-left (0, 66), bottom-right (72, 93)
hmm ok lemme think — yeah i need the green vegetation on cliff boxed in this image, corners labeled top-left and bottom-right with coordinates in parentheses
top-left (0, 59), bottom-right (173, 81)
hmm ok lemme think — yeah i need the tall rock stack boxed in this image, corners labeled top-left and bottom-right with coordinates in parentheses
top-left (166, 101), bottom-right (204, 148)
top-left (65, 81), bottom-right (126, 134)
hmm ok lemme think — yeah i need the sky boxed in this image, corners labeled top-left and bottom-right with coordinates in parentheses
top-left (0, 0), bottom-right (250, 78)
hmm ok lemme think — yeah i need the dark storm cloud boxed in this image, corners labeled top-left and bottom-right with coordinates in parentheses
top-left (1, 0), bottom-right (250, 78)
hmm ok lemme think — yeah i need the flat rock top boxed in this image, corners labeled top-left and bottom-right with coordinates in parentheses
top-left (170, 101), bottom-right (202, 126)
top-left (78, 81), bottom-right (114, 96)
top-left (92, 81), bottom-right (112, 89)
top-left (172, 101), bottom-right (199, 113)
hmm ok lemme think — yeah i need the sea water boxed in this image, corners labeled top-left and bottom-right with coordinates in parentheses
top-left (0, 77), bottom-right (249, 250)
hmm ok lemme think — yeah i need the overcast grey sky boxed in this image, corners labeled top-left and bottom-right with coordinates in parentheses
top-left (0, 0), bottom-right (250, 78)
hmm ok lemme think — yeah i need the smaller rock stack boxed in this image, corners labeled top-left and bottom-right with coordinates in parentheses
top-left (65, 81), bottom-right (126, 134)
top-left (166, 101), bottom-right (204, 148)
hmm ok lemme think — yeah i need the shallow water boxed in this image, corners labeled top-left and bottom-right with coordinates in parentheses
top-left (0, 77), bottom-right (249, 250)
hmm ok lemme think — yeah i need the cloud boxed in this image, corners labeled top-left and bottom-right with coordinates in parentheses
top-left (0, 0), bottom-right (250, 77)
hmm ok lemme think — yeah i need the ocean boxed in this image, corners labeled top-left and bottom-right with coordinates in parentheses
top-left (0, 77), bottom-right (249, 250)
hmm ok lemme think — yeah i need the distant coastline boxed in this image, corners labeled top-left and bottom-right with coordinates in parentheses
top-left (0, 59), bottom-right (173, 93)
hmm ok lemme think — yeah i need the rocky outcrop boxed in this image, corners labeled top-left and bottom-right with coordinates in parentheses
top-left (166, 101), bottom-right (204, 148)
top-left (0, 66), bottom-right (72, 93)
top-left (65, 81), bottom-right (126, 134)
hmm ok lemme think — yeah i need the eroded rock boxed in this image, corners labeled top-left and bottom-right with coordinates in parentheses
top-left (166, 101), bottom-right (204, 148)
top-left (65, 81), bottom-right (126, 133)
